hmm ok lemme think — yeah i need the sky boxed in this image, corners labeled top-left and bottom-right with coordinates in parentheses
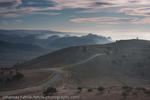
top-left (0, 0), bottom-right (150, 40)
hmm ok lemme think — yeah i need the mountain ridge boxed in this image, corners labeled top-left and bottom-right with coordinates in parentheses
top-left (0, 30), bottom-right (112, 49)
top-left (14, 39), bottom-right (150, 86)
top-left (0, 40), bottom-right (48, 67)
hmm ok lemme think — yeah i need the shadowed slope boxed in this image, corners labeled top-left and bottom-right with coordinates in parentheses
top-left (16, 40), bottom-right (150, 86)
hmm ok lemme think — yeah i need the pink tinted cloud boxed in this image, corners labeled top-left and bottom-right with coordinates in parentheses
top-left (1, 13), bottom-right (20, 18)
top-left (0, 0), bottom-right (22, 8)
top-left (15, 19), bottom-right (22, 23)
top-left (71, 16), bottom-right (150, 24)
top-left (1, 0), bottom-right (150, 18)
top-left (119, 7), bottom-right (150, 16)
top-left (70, 17), bottom-right (138, 24)
top-left (1, 19), bottom-right (22, 25)
top-left (133, 17), bottom-right (150, 24)
top-left (1, 20), bottom-right (8, 24)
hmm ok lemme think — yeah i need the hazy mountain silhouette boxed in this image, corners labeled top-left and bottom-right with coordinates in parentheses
top-left (0, 30), bottom-right (112, 49)
top-left (0, 40), bottom-right (48, 67)
top-left (0, 30), bottom-right (112, 67)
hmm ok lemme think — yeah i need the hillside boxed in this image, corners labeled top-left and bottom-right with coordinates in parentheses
top-left (16, 39), bottom-right (150, 87)
top-left (0, 40), bottom-right (48, 67)
top-left (65, 40), bottom-right (150, 87)
top-left (0, 30), bottom-right (112, 68)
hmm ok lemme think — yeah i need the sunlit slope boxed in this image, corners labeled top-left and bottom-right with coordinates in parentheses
top-left (17, 39), bottom-right (150, 86)
top-left (65, 40), bottom-right (150, 86)
top-left (16, 43), bottom-right (108, 68)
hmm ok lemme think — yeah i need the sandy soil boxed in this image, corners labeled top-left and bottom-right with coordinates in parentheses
top-left (1, 84), bottom-right (150, 100)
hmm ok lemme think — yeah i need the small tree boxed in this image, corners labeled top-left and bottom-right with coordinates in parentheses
top-left (136, 87), bottom-right (150, 96)
top-left (0, 71), bottom-right (4, 75)
top-left (13, 72), bottom-right (24, 80)
top-left (9, 70), bottom-right (13, 75)
top-left (112, 60), bottom-right (117, 64)
top-left (77, 87), bottom-right (82, 93)
top-left (0, 78), bottom-right (3, 83)
top-left (43, 87), bottom-right (57, 96)
top-left (132, 90), bottom-right (138, 96)
top-left (97, 87), bottom-right (105, 94)
top-left (5, 78), bottom-right (11, 83)
top-left (122, 91), bottom-right (128, 100)
top-left (143, 89), bottom-right (150, 96)
top-left (122, 86), bottom-right (133, 91)
top-left (135, 87), bottom-right (146, 92)
top-left (82, 47), bottom-right (87, 52)
top-left (88, 88), bottom-right (93, 92)
top-left (121, 86), bottom-right (133, 100)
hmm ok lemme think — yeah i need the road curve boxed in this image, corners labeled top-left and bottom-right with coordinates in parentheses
top-left (68, 53), bottom-right (105, 67)
top-left (0, 53), bottom-right (105, 96)
top-left (0, 69), bottom-right (63, 96)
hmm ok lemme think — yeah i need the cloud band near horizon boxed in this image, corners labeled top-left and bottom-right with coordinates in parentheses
top-left (0, 0), bottom-right (150, 40)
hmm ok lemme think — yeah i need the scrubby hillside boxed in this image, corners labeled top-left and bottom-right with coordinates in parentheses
top-left (65, 40), bottom-right (150, 87)
top-left (16, 39), bottom-right (150, 87)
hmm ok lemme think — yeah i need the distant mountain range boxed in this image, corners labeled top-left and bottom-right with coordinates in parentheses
top-left (0, 30), bottom-right (112, 67)
top-left (0, 30), bottom-right (112, 49)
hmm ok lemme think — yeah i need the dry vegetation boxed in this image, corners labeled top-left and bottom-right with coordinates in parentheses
top-left (1, 40), bottom-right (150, 100)
top-left (0, 68), bottom-right (54, 91)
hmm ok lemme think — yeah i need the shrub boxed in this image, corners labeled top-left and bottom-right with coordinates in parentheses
top-left (122, 91), bottom-right (129, 100)
top-left (5, 78), bottom-right (11, 82)
top-left (0, 78), bottom-right (3, 83)
top-left (88, 88), bottom-right (93, 92)
top-left (77, 87), bottom-right (82, 92)
top-left (82, 47), bottom-right (87, 52)
top-left (135, 87), bottom-right (146, 92)
top-left (143, 90), bottom-right (150, 96)
top-left (112, 60), bottom-right (117, 64)
top-left (43, 87), bottom-right (57, 96)
top-left (13, 72), bottom-right (24, 80)
top-left (121, 86), bottom-right (133, 100)
top-left (97, 87), bottom-right (105, 94)
top-left (122, 86), bottom-right (133, 92)
top-left (97, 87), bottom-right (105, 91)
top-left (132, 91), bottom-right (138, 96)
top-left (136, 87), bottom-right (150, 96)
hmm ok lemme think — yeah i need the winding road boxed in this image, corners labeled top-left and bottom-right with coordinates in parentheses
top-left (0, 69), bottom-right (63, 96)
top-left (68, 53), bottom-right (105, 67)
top-left (0, 53), bottom-right (105, 96)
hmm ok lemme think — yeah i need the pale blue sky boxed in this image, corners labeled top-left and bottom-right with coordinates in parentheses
top-left (1, 0), bottom-right (150, 40)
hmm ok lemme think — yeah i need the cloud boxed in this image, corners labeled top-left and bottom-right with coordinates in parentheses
top-left (0, 0), bottom-right (134, 18)
top-left (71, 16), bottom-right (150, 24)
top-left (1, 0), bottom-right (150, 18)
top-left (0, 0), bottom-right (22, 8)
top-left (15, 19), bottom-right (22, 23)
top-left (1, 20), bottom-right (8, 24)
top-left (119, 7), bottom-right (150, 16)
top-left (0, 0), bottom-right (59, 18)
top-left (30, 12), bottom-right (61, 15)
top-left (1, 19), bottom-right (22, 25)
top-left (47, 0), bottom-right (150, 12)
top-left (70, 17), bottom-right (138, 24)
top-left (133, 17), bottom-right (150, 24)
top-left (0, 13), bottom-right (20, 18)
top-left (49, 0), bottom-right (115, 9)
